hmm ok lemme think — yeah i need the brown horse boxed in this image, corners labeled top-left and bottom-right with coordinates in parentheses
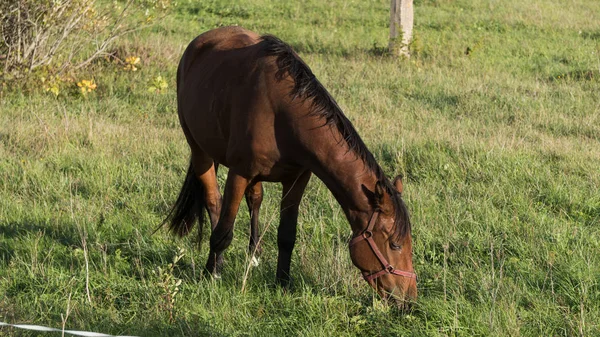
top-left (164, 26), bottom-right (417, 306)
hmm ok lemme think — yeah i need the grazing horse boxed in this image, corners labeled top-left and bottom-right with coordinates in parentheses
top-left (164, 26), bottom-right (417, 306)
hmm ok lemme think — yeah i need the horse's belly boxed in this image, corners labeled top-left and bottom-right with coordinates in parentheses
top-left (221, 144), bottom-right (302, 182)
top-left (255, 161), bottom-right (304, 182)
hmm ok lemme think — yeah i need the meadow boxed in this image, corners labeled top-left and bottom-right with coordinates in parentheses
top-left (1, 0), bottom-right (599, 335)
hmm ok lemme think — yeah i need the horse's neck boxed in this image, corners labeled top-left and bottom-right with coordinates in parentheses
top-left (302, 122), bottom-right (378, 232)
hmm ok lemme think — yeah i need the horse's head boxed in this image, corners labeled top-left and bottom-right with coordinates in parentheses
top-left (349, 175), bottom-right (417, 310)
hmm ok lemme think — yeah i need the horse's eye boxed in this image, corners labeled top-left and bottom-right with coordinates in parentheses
top-left (390, 242), bottom-right (402, 251)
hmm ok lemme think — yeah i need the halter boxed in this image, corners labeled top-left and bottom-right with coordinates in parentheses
top-left (349, 210), bottom-right (417, 282)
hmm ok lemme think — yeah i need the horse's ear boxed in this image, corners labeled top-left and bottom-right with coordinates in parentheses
top-left (362, 182), bottom-right (388, 209)
top-left (393, 175), bottom-right (404, 194)
top-left (374, 181), bottom-right (385, 207)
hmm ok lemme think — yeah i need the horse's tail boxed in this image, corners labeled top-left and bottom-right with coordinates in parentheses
top-left (162, 160), bottom-right (205, 240)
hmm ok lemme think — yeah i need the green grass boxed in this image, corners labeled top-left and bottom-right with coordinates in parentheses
top-left (1, 0), bottom-right (600, 335)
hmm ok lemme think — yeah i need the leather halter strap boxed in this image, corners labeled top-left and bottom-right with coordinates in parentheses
top-left (349, 211), bottom-right (417, 281)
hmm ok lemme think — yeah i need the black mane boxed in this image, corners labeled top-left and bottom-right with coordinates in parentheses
top-left (260, 34), bottom-right (411, 239)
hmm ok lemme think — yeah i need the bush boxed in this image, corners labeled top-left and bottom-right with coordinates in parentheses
top-left (0, 0), bottom-right (172, 81)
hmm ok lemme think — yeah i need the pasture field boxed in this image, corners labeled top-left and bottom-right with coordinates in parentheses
top-left (1, 0), bottom-right (599, 335)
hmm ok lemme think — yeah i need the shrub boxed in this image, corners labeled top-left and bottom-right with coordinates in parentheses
top-left (0, 0), bottom-right (172, 81)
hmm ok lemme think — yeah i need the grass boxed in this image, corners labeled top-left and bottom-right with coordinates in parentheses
top-left (1, 0), bottom-right (600, 335)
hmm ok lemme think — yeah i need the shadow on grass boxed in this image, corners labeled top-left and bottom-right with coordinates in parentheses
top-left (126, 317), bottom-right (231, 337)
top-left (287, 41), bottom-right (403, 60)
top-left (548, 69), bottom-right (599, 82)
top-left (0, 221), bottom-right (80, 246)
top-left (581, 30), bottom-right (600, 40)
top-left (0, 221), bottom-right (80, 266)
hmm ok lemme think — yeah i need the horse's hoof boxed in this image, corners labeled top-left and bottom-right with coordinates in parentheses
top-left (251, 256), bottom-right (260, 267)
top-left (202, 267), bottom-right (221, 280)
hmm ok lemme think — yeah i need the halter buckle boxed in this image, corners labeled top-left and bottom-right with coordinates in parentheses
top-left (362, 230), bottom-right (372, 239)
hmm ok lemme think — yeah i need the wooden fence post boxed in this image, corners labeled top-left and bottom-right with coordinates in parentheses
top-left (389, 0), bottom-right (414, 57)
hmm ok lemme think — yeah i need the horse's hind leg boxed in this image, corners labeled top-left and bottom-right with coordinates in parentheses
top-left (191, 153), bottom-right (222, 232)
top-left (206, 170), bottom-right (250, 278)
top-left (180, 113), bottom-right (222, 237)
top-left (245, 181), bottom-right (263, 266)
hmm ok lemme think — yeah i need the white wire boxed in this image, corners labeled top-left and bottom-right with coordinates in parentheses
top-left (0, 322), bottom-right (140, 337)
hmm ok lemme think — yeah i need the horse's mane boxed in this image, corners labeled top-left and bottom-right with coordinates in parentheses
top-left (260, 34), bottom-right (411, 239)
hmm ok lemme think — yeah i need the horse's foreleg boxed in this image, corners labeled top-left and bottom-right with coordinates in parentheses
top-left (245, 181), bottom-right (263, 266)
top-left (276, 170), bottom-right (312, 287)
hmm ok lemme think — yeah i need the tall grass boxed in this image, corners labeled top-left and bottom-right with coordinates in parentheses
top-left (1, 0), bottom-right (599, 335)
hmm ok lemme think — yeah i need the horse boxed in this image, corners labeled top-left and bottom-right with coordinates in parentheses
top-left (164, 26), bottom-right (417, 307)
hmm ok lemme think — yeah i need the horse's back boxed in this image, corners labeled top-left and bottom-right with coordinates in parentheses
top-left (178, 26), bottom-right (260, 80)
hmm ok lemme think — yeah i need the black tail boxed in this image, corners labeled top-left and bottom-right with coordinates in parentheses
top-left (162, 161), bottom-right (205, 241)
